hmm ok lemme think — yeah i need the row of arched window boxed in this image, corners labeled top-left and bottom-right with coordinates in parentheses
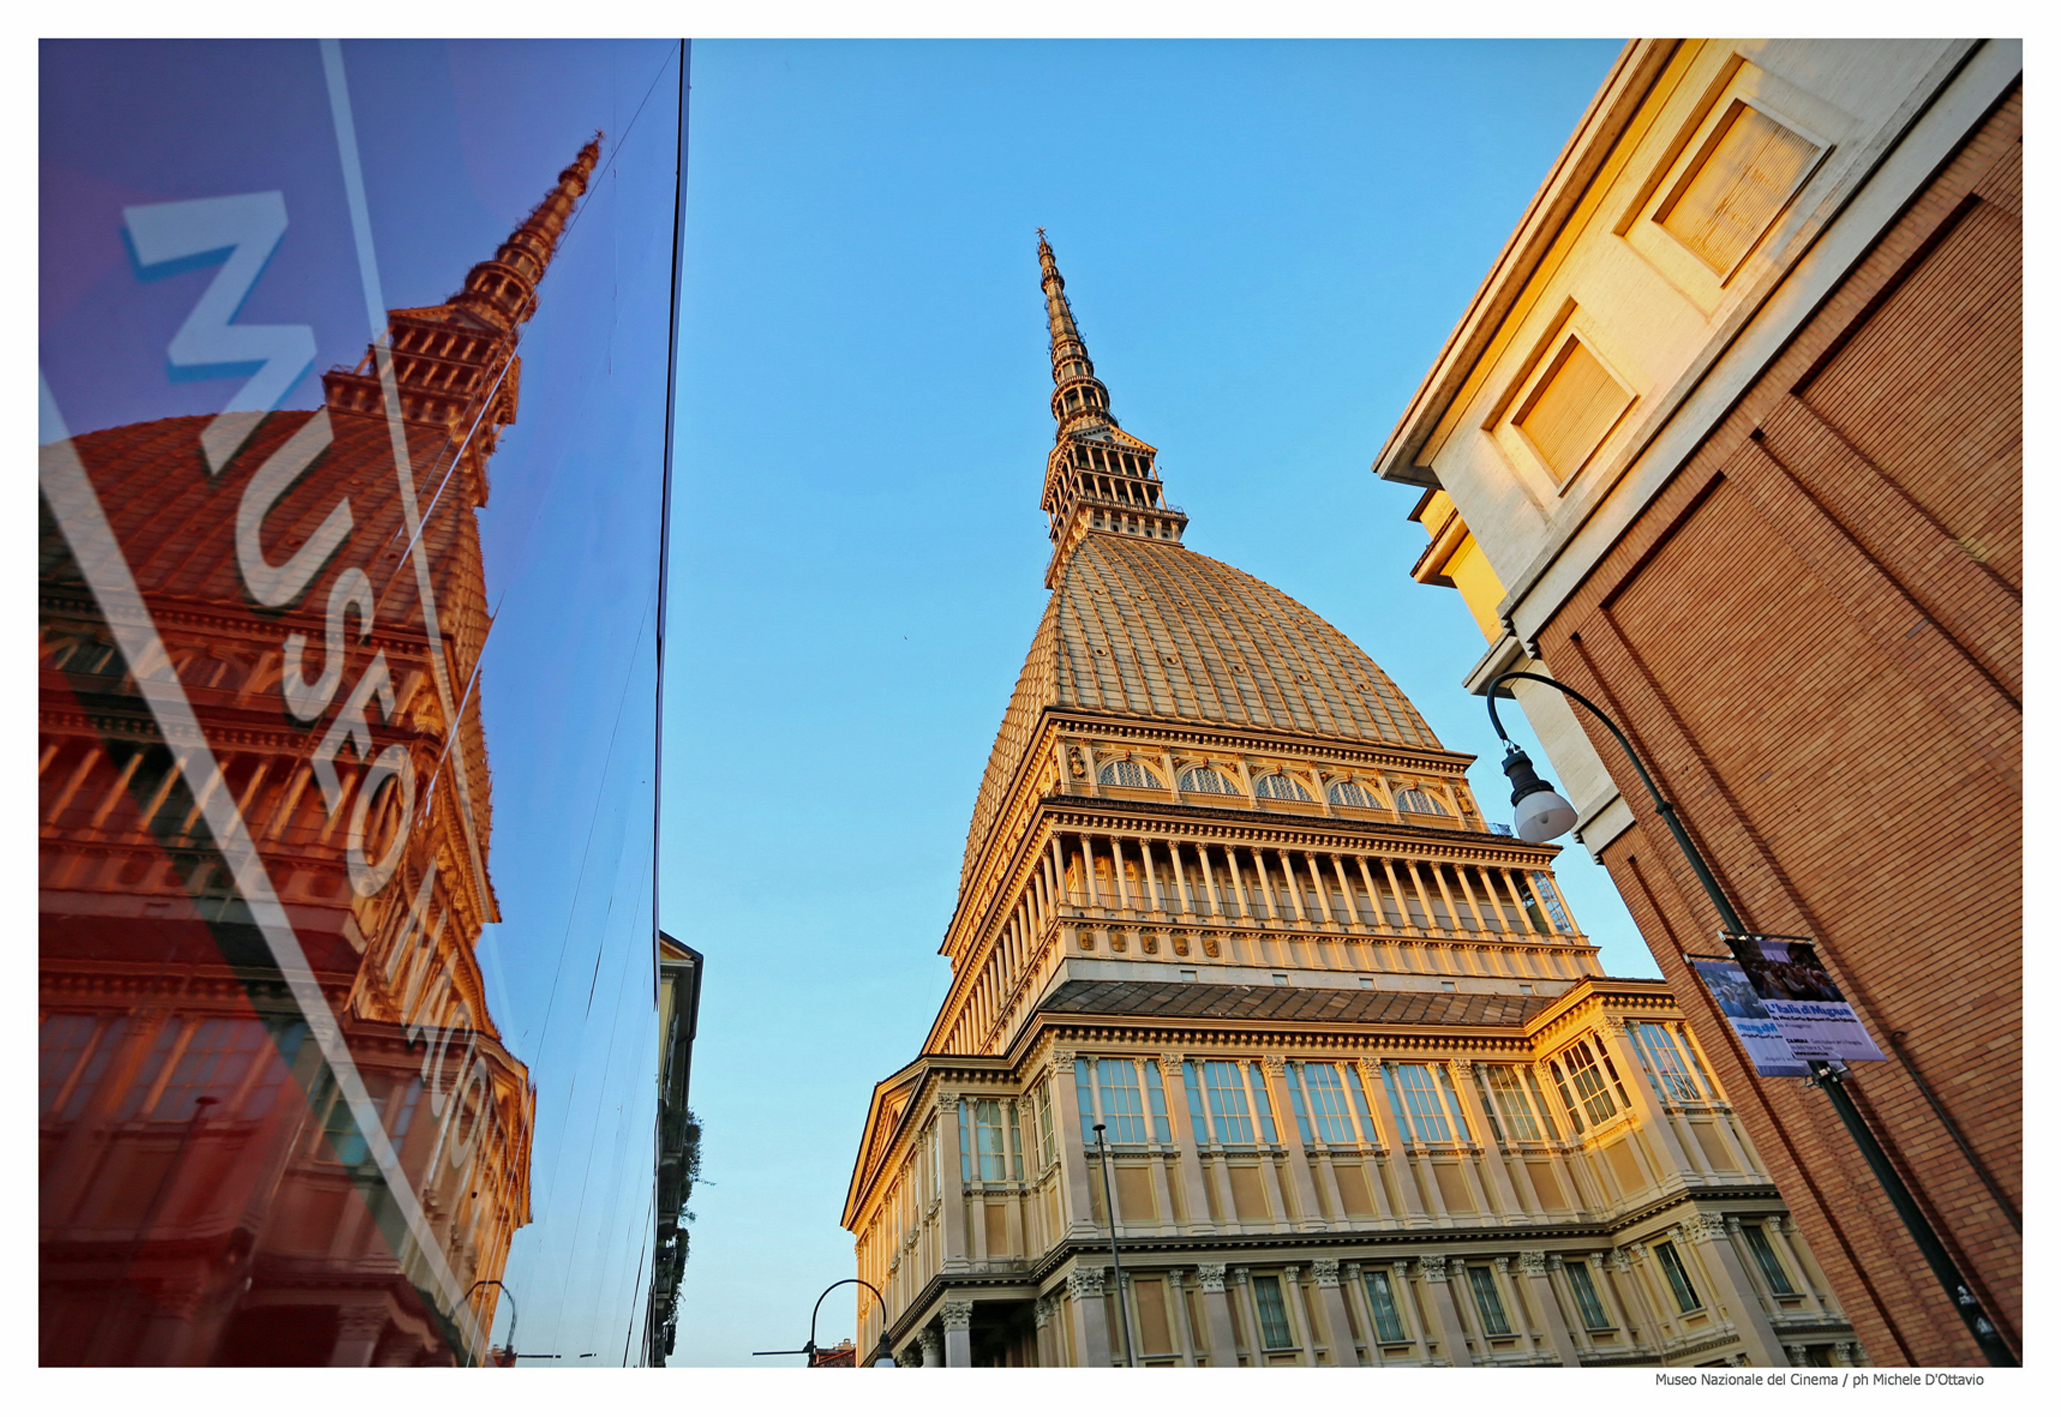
top-left (1095, 758), bottom-right (1453, 817)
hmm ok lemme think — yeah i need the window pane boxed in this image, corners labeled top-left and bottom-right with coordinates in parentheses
top-left (1008, 1101), bottom-right (1024, 1181)
top-left (1183, 1061), bottom-right (1211, 1144)
top-left (1566, 1260), bottom-right (1609, 1329)
top-left (1468, 1266), bottom-right (1512, 1335)
top-left (1655, 1241), bottom-right (1702, 1313)
top-left (1247, 1063), bottom-right (1279, 1145)
top-left (1743, 1225), bottom-right (1797, 1295)
top-left (1252, 1274), bottom-right (1293, 1349)
top-left (1203, 1060), bottom-right (1252, 1144)
top-left (1144, 1060), bottom-right (1172, 1144)
top-left (1075, 1058), bottom-right (1097, 1146)
top-left (976, 1098), bottom-right (1007, 1182)
top-left (1036, 1079), bottom-right (1056, 1167)
top-left (1097, 1058), bottom-right (1148, 1145)
top-left (959, 1099), bottom-right (973, 1182)
top-left (1346, 1065), bottom-right (1380, 1145)
top-left (1485, 1064), bottom-right (1543, 1142)
top-left (1560, 1040), bottom-right (1617, 1127)
top-left (1437, 1065), bottom-right (1473, 1143)
top-left (1633, 1022), bottom-right (1702, 1103)
top-left (1303, 1063), bottom-right (1356, 1145)
top-left (1394, 1063), bottom-right (1451, 1144)
top-left (1364, 1270), bottom-right (1406, 1343)
top-left (1381, 1065), bottom-right (1414, 1145)
top-left (1285, 1063), bottom-right (1315, 1145)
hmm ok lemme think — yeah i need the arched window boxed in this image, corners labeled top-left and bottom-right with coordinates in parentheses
top-left (1395, 788), bottom-right (1447, 816)
top-left (1253, 773), bottom-right (1313, 803)
top-left (1098, 759), bottom-right (1164, 790)
top-left (1179, 766), bottom-right (1237, 795)
top-left (1328, 780), bottom-right (1374, 808)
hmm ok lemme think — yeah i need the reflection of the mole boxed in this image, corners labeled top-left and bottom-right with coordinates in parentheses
top-left (37, 137), bottom-right (601, 1367)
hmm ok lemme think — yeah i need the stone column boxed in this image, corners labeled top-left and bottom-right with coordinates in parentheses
top-left (1687, 1215), bottom-right (1784, 1366)
top-left (329, 1305), bottom-right (387, 1366)
top-left (941, 1299), bottom-right (974, 1368)
top-left (919, 1325), bottom-right (943, 1369)
top-left (1450, 1063), bottom-right (1524, 1221)
top-left (1049, 1052), bottom-right (1098, 1240)
top-left (1419, 1256), bottom-right (1473, 1367)
top-left (1068, 1266), bottom-right (1113, 1367)
top-left (1166, 1270), bottom-right (1196, 1366)
top-left (935, 1094), bottom-right (969, 1266)
top-left (1161, 1052), bottom-right (1214, 1234)
top-left (1608, 1245), bottom-right (1664, 1353)
top-left (1342, 1263), bottom-right (1383, 1366)
top-left (1310, 1259), bottom-right (1361, 1366)
top-left (1033, 1295), bottom-right (1056, 1367)
top-left (1519, 1252), bottom-right (1577, 1365)
top-left (1597, 1018), bottom-right (1697, 1178)
top-left (1357, 1058), bottom-right (1429, 1222)
top-left (1262, 1057), bottom-right (1325, 1228)
top-left (1195, 1263), bottom-right (1239, 1367)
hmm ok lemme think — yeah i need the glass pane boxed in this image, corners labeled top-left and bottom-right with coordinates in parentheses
top-left (1203, 1060), bottom-right (1252, 1144)
top-left (39, 39), bottom-right (680, 1366)
top-left (1252, 1275), bottom-right (1293, 1349)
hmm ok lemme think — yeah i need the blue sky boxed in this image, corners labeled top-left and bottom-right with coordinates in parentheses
top-left (661, 38), bottom-right (1637, 1367)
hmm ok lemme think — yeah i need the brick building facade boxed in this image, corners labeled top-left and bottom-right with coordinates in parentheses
top-left (1377, 41), bottom-right (2020, 1365)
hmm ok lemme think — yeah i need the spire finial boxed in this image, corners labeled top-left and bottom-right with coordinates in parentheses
top-left (452, 132), bottom-right (604, 332)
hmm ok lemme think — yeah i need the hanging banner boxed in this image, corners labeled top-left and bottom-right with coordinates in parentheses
top-left (1691, 958), bottom-right (1810, 1078)
top-left (1722, 933), bottom-right (1886, 1064)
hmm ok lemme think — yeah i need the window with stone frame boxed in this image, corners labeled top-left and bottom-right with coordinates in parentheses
top-left (1383, 1061), bottom-right (1469, 1145)
top-left (1394, 786), bottom-right (1447, 815)
top-left (1189, 1058), bottom-right (1278, 1146)
top-left (1290, 1062), bottom-right (1362, 1145)
top-left (1327, 779), bottom-right (1375, 808)
top-left (1178, 765), bottom-right (1238, 795)
top-left (1741, 1224), bottom-right (1798, 1296)
top-left (1253, 772), bottom-right (1312, 802)
top-left (1073, 1056), bottom-right (1169, 1147)
top-left (1653, 1240), bottom-right (1703, 1313)
top-left (1481, 1063), bottom-right (1546, 1142)
top-left (1564, 1259), bottom-right (1610, 1330)
top-left (1251, 1274), bottom-right (1295, 1349)
top-left (1034, 1078), bottom-right (1056, 1169)
top-left (1655, 99), bottom-right (1822, 275)
top-left (1554, 1038), bottom-right (1627, 1128)
top-left (1099, 758), bottom-right (1164, 789)
top-left (1467, 1265), bottom-right (1514, 1336)
top-left (1363, 1268), bottom-right (1408, 1343)
top-left (1627, 1021), bottom-right (1705, 1103)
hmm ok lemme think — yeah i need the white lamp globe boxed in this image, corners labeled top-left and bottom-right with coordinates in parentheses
top-left (1514, 788), bottom-right (1578, 842)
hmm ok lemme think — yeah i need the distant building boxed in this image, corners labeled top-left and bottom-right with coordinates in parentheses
top-left (838, 238), bottom-right (1854, 1367)
top-left (1376, 40), bottom-right (2020, 1365)
top-left (809, 1339), bottom-right (858, 1367)
top-left (647, 932), bottom-right (704, 1365)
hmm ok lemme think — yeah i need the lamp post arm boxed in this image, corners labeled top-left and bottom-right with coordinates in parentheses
top-left (464, 1279), bottom-right (517, 1367)
top-left (804, 1277), bottom-right (891, 1366)
top-left (1484, 670), bottom-right (1746, 935)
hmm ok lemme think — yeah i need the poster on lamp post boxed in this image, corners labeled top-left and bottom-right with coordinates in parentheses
top-left (1691, 958), bottom-right (1811, 1077)
top-left (1722, 933), bottom-right (1887, 1064)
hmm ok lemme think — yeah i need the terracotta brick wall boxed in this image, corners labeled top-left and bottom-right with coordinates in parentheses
top-left (1534, 87), bottom-right (2021, 1366)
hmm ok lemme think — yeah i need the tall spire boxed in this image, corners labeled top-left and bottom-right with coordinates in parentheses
top-left (1035, 234), bottom-right (1187, 587)
top-left (321, 134), bottom-right (604, 493)
top-left (454, 132), bottom-right (603, 332)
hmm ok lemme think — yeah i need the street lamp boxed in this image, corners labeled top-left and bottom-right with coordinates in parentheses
top-left (465, 1280), bottom-right (596, 1365)
top-left (753, 1278), bottom-right (896, 1367)
top-left (1483, 669), bottom-right (2017, 1367)
top-left (1091, 1123), bottom-right (1137, 1368)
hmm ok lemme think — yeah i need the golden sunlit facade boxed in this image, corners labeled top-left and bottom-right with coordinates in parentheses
top-left (840, 239), bottom-right (1858, 1368)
